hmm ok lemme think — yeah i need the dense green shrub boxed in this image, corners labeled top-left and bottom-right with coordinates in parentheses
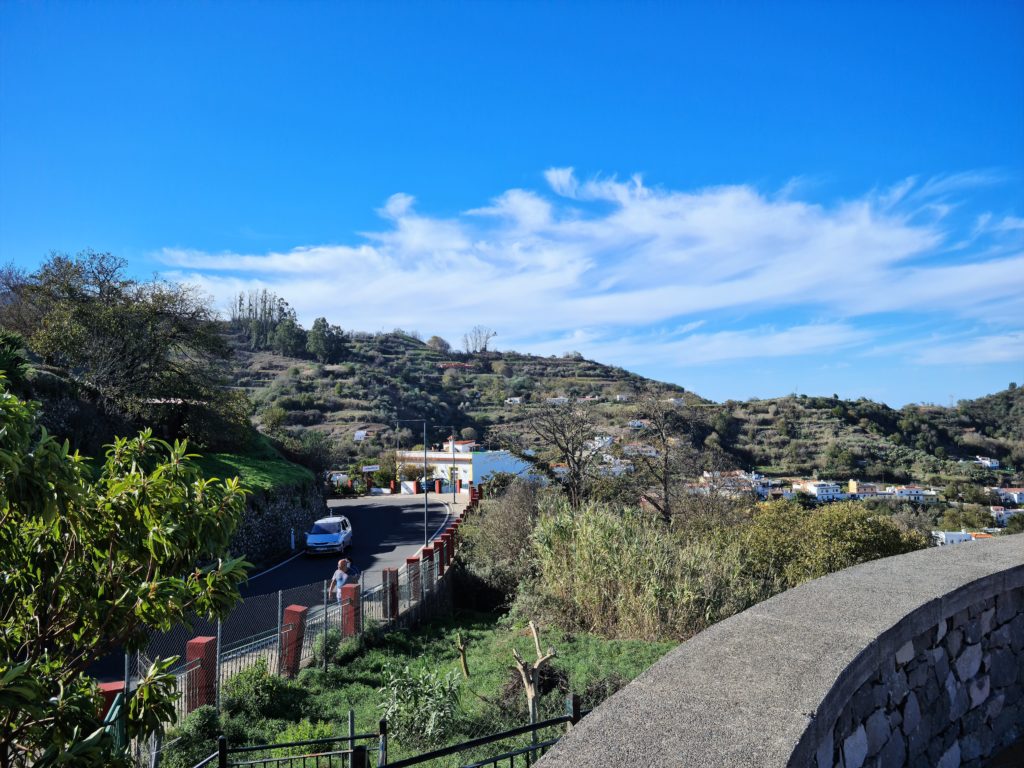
top-left (526, 498), bottom-right (930, 642)
top-left (311, 627), bottom-right (344, 666)
top-left (377, 663), bottom-right (461, 750)
top-left (459, 480), bottom-right (541, 604)
top-left (741, 500), bottom-right (930, 587)
top-left (221, 659), bottom-right (305, 722)
top-left (161, 706), bottom-right (221, 768)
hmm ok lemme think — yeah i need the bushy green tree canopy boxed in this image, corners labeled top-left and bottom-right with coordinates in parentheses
top-left (305, 317), bottom-right (346, 364)
top-left (0, 377), bottom-right (250, 766)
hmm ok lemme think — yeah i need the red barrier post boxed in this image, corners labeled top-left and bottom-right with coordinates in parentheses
top-left (435, 540), bottom-right (447, 577)
top-left (280, 604), bottom-right (308, 678)
top-left (98, 682), bottom-right (124, 719)
top-left (442, 531), bottom-right (454, 565)
top-left (341, 584), bottom-right (361, 637)
top-left (185, 636), bottom-right (217, 713)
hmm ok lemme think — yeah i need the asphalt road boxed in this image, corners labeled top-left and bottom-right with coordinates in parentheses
top-left (241, 495), bottom-right (452, 596)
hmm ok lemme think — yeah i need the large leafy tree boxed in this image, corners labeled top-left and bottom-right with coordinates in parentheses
top-left (1, 252), bottom-right (228, 405)
top-left (305, 317), bottom-right (346, 363)
top-left (0, 252), bottom-right (254, 450)
top-left (0, 377), bottom-right (250, 767)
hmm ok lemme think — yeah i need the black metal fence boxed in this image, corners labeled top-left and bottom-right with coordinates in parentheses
top-left (189, 696), bottom-right (584, 768)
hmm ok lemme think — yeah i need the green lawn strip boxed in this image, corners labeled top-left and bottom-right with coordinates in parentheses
top-left (193, 449), bottom-right (313, 493)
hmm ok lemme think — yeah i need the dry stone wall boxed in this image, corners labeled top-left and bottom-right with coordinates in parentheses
top-left (819, 588), bottom-right (1023, 768)
top-left (230, 482), bottom-right (327, 566)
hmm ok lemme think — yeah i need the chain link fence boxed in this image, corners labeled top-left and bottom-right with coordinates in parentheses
top-left (124, 515), bottom-right (462, 767)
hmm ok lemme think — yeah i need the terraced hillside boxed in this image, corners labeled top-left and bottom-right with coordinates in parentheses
top-left (222, 327), bottom-right (698, 467)
top-left (702, 390), bottom-right (1023, 484)
top-left (221, 323), bottom-right (1022, 485)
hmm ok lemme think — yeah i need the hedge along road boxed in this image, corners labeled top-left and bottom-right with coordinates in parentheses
top-left (240, 495), bottom-right (452, 597)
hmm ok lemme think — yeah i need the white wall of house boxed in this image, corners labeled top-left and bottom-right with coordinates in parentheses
top-left (472, 450), bottom-right (535, 483)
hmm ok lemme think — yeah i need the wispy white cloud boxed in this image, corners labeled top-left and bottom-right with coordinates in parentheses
top-left (911, 332), bottom-right (1024, 366)
top-left (158, 168), bottom-right (1023, 377)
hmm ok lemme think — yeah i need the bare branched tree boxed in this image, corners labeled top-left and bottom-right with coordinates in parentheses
top-left (512, 621), bottom-right (557, 725)
top-left (497, 400), bottom-right (601, 508)
top-left (629, 391), bottom-right (699, 523)
top-left (462, 325), bottom-right (497, 353)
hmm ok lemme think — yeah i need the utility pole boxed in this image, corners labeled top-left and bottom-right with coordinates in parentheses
top-left (436, 425), bottom-right (457, 504)
top-left (422, 420), bottom-right (428, 547)
top-left (397, 418), bottom-right (430, 547)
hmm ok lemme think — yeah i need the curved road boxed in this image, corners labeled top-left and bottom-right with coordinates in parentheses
top-left (241, 495), bottom-right (452, 596)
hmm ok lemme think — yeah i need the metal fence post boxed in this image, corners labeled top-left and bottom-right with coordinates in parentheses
top-left (215, 619), bottom-right (222, 712)
top-left (322, 579), bottom-right (329, 670)
top-left (377, 718), bottom-right (388, 767)
top-left (565, 693), bottom-right (580, 730)
top-left (275, 589), bottom-right (283, 674)
top-left (352, 744), bottom-right (368, 768)
top-left (217, 734), bottom-right (228, 768)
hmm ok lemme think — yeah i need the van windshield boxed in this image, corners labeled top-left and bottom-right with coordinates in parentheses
top-left (309, 521), bottom-right (341, 535)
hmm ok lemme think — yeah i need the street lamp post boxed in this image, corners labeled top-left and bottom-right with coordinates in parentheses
top-left (397, 419), bottom-right (430, 547)
top-left (436, 426), bottom-right (457, 504)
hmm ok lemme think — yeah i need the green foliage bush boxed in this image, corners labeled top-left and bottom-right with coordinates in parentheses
top-left (312, 627), bottom-right (344, 666)
top-left (377, 663), bottom-right (461, 750)
top-left (460, 480), bottom-right (541, 604)
top-left (221, 659), bottom-right (305, 722)
top-left (526, 498), bottom-right (930, 642)
top-left (160, 706), bottom-right (221, 768)
top-left (272, 719), bottom-right (339, 754)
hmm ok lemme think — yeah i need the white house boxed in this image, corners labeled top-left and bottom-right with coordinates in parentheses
top-left (623, 443), bottom-right (659, 458)
top-left (992, 487), bottom-right (1024, 504)
top-left (505, 396), bottom-right (524, 405)
top-left (886, 485), bottom-right (940, 504)
top-left (974, 456), bottom-right (1000, 469)
top-left (794, 480), bottom-right (848, 502)
top-left (614, 394), bottom-right (631, 402)
top-left (932, 531), bottom-right (975, 546)
top-left (990, 507), bottom-right (1019, 527)
top-left (598, 458), bottom-right (634, 477)
top-left (546, 396), bottom-right (570, 405)
top-left (695, 470), bottom-right (769, 499)
top-left (394, 444), bottom-right (536, 490)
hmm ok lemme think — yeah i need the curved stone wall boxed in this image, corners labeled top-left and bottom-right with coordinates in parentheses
top-left (537, 535), bottom-right (1024, 768)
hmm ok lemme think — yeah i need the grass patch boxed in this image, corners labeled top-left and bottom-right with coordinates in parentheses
top-left (169, 610), bottom-right (674, 765)
top-left (193, 437), bottom-right (314, 493)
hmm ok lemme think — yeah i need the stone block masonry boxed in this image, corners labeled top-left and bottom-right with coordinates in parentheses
top-left (820, 588), bottom-right (1023, 768)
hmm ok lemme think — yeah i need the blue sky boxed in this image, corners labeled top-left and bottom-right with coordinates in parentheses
top-left (2, 1), bottom-right (1022, 407)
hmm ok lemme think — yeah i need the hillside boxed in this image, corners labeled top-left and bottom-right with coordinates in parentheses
top-left (221, 325), bottom-right (700, 466)
top-left (224, 323), bottom-right (1022, 485)
top-left (697, 389), bottom-right (1024, 485)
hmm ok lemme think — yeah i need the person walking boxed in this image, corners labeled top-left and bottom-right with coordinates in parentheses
top-left (332, 558), bottom-right (350, 604)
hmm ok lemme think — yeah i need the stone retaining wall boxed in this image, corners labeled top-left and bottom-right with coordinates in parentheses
top-left (230, 482), bottom-right (327, 566)
top-left (536, 535), bottom-right (1024, 768)
top-left (820, 587), bottom-right (1023, 767)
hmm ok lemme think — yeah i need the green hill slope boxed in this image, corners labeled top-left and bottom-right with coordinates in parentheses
top-left (223, 323), bottom-right (1021, 485)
